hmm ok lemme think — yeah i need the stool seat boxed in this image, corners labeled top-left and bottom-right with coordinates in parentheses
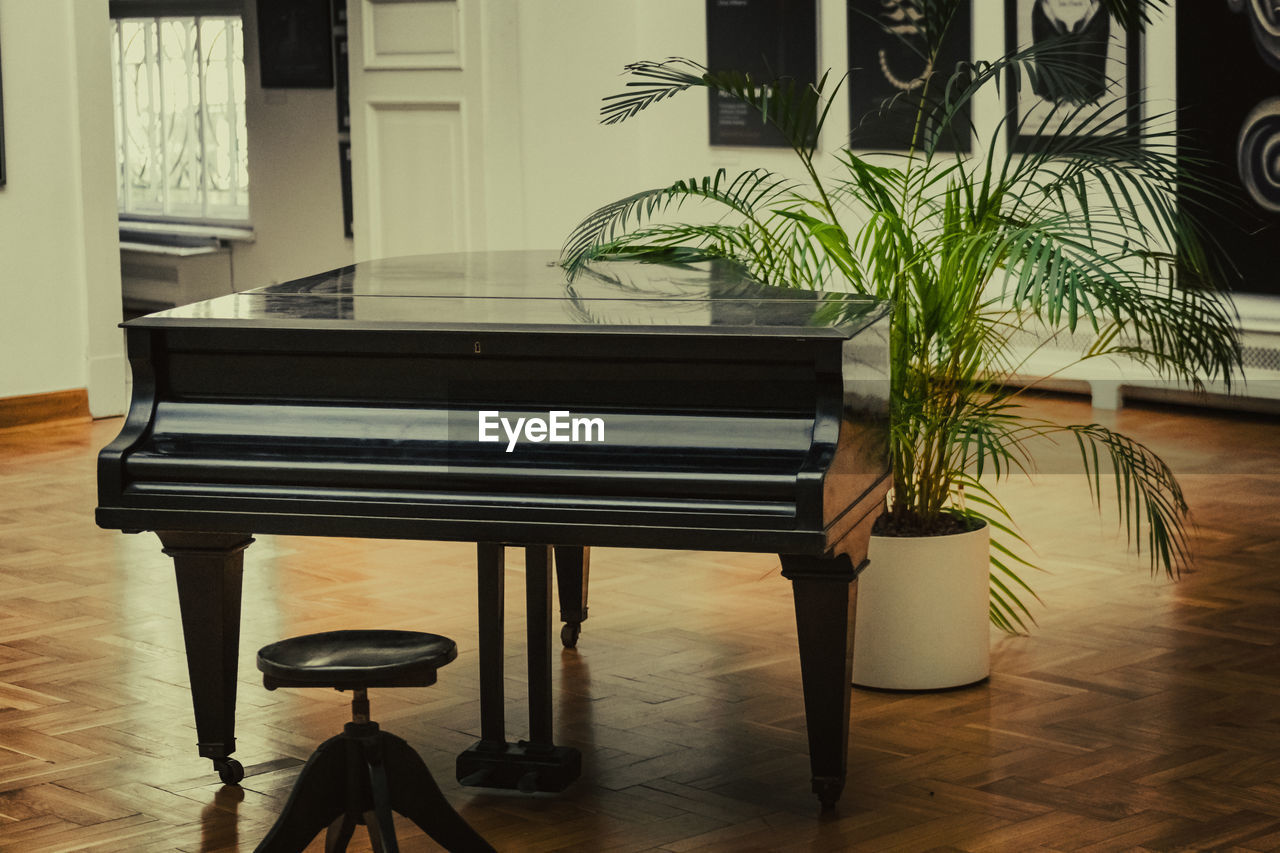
top-left (257, 629), bottom-right (457, 689)
top-left (253, 628), bottom-right (493, 851)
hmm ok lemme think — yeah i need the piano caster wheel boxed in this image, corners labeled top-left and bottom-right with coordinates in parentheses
top-left (560, 622), bottom-right (581, 649)
top-left (215, 758), bottom-right (244, 786)
top-left (813, 777), bottom-right (842, 810)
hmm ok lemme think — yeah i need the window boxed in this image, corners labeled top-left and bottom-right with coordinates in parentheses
top-left (111, 15), bottom-right (249, 223)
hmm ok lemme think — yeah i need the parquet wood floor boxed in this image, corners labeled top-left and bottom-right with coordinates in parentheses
top-left (0, 395), bottom-right (1278, 851)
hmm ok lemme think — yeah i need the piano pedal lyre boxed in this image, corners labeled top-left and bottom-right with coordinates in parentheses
top-left (457, 543), bottom-right (584, 793)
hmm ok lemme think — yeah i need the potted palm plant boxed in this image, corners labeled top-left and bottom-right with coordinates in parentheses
top-left (560, 0), bottom-right (1242, 688)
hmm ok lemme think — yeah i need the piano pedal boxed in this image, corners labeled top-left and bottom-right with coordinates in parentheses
top-left (456, 740), bottom-right (582, 793)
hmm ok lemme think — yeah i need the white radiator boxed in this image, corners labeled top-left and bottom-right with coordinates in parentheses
top-left (1008, 316), bottom-right (1280, 414)
top-left (120, 245), bottom-right (234, 315)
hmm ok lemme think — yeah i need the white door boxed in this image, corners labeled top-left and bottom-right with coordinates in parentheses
top-left (347, 0), bottom-right (513, 260)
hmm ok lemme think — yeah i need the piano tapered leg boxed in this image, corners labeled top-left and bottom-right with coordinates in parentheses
top-left (552, 546), bottom-right (589, 648)
top-left (157, 530), bottom-right (254, 785)
top-left (779, 552), bottom-right (862, 810)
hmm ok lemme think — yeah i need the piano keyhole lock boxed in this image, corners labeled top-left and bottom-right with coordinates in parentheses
top-left (474, 340), bottom-right (482, 354)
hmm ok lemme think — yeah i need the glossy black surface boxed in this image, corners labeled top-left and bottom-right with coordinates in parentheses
top-left (131, 251), bottom-right (887, 335)
top-left (256, 630), bottom-right (457, 688)
top-left (100, 251), bottom-right (890, 552)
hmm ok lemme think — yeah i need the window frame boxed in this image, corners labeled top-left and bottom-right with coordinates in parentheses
top-left (111, 11), bottom-right (251, 228)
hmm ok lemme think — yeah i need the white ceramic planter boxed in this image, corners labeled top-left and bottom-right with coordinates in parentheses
top-left (851, 522), bottom-right (991, 690)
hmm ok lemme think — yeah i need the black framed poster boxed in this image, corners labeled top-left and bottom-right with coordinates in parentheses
top-left (339, 139), bottom-right (353, 238)
top-left (847, 0), bottom-right (972, 153)
top-left (0, 21), bottom-right (6, 189)
top-left (257, 0), bottom-right (334, 89)
top-left (334, 0), bottom-right (349, 131)
top-left (1005, 0), bottom-right (1140, 152)
top-left (1177, 4), bottom-right (1280, 296)
top-left (705, 0), bottom-right (818, 147)
top-left (335, 31), bottom-right (349, 132)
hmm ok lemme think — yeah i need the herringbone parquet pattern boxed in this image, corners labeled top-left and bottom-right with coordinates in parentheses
top-left (0, 395), bottom-right (1278, 851)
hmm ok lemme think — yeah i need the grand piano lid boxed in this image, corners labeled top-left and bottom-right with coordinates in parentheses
top-left (125, 250), bottom-right (889, 338)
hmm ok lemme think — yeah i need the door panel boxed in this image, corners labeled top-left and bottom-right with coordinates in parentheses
top-left (363, 0), bottom-right (462, 70)
top-left (366, 101), bottom-right (467, 257)
top-left (348, 0), bottom-right (485, 259)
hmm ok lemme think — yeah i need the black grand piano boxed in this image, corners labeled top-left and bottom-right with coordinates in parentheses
top-left (96, 251), bottom-right (891, 808)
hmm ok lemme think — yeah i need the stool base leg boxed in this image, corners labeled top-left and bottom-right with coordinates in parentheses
top-left (381, 731), bottom-right (495, 852)
top-left (256, 734), bottom-right (347, 852)
top-left (256, 725), bottom-right (494, 853)
top-left (364, 734), bottom-right (399, 853)
top-left (324, 812), bottom-right (357, 853)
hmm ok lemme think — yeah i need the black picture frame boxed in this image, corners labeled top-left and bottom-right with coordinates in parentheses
top-left (335, 32), bottom-right (349, 133)
top-left (1176, 3), bottom-right (1280, 296)
top-left (1, 22), bottom-right (7, 189)
top-left (1005, 0), bottom-right (1140, 152)
top-left (847, 0), bottom-right (972, 153)
top-left (705, 0), bottom-right (818, 147)
top-left (339, 139), bottom-right (352, 238)
top-left (257, 0), bottom-right (334, 89)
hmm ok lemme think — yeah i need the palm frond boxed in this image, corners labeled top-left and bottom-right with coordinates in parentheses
top-left (1046, 421), bottom-right (1192, 577)
top-left (961, 479), bottom-right (1043, 634)
top-left (599, 58), bottom-right (839, 161)
top-left (1099, 0), bottom-right (1169, 30)
top-left (600, 58), bottom-right (707, 126)
top-left (560, 169), bottom-right (795, 279)
top-left (984, 217), bottom-right (1241, 388)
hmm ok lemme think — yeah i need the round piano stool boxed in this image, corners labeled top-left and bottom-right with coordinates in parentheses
top-left (253, 629), bottom-right (495, 853)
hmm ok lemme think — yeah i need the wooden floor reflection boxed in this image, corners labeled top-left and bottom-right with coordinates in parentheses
top-left (0, 394), bottom-right (1278, 851)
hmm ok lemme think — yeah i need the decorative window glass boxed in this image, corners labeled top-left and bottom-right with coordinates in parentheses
top-left (111, 16), bottom-right (249, 222)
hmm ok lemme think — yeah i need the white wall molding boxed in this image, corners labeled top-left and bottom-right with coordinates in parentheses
top-left (362, 98), bottom-right (470, 259)
top-left (361, 0), bottom-right (463, 71)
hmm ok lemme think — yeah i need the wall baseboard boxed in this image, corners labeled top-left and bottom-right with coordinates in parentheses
top-left (0, 389), bottom-right (92, 431)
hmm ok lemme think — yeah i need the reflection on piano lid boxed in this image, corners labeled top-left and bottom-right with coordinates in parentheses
top-left (143, 251), bottom-right (887, 332)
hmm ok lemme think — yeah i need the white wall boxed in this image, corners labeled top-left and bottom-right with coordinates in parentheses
top-left (496, 0), bottom-right (830, 252)
top-left (0, 0), bottom-right (354, 413)
top-left (481, 3), bottom-right (1280, 407)
top-left (483, 1), bottom-right (1010, 251)
top-left (484, 1), bottom-right (1198, 267)
top-left (4, 2), bottom-right (1271, 409)
top-left (0, 0), bottom-right (123, 414)
top-left (502, 0), bottom-right (649, 251)
top-left (229, 1), bottom-right (353, 289)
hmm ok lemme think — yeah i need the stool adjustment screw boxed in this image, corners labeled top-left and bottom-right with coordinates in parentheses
top-left (351, 687), bottom-right (370, 724)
